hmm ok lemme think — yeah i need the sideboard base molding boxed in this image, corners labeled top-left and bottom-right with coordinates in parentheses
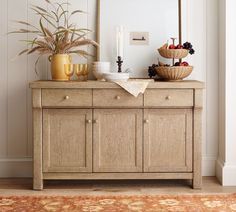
top-left (43, 173), bottom-right (193, 180)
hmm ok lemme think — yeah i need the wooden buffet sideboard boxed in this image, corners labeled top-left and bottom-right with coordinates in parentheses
top-left (30, 80), bottom-right (204, 190)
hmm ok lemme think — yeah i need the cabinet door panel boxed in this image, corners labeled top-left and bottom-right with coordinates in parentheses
top-left (43, 109), bottom-right (92, 172)
top-left (144, 109), bottom-right (192, 172)
top-left (93, 109), bottom-right (142, 172)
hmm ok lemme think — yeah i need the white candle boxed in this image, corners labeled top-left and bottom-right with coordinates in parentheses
top-left (116, 26), bottom-right (124, 58)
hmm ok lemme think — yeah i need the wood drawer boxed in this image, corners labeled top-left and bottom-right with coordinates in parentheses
top-left (42, 89), bottom-right (92, 107)
top-left (144, 89), bottom-right (193, 107)
top-left (93, 89), bottom-right (143, 107)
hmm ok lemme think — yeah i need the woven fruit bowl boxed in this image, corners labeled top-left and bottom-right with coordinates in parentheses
top-left (158, 48), bottom-right (189, 59)
top-left (155, 66), bottom-right (193, 81)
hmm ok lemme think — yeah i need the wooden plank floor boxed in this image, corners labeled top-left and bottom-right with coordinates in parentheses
top-left (0, 177), bottom-right (235, 196)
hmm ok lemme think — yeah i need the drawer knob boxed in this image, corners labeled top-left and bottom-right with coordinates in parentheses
top-left (115, 95), bottom-right (121, 100)
top-left (86, 120), bottom-right (92, 124)
top-left (64, 95), bottom-right (70, 100)
top-left (166, 95), bottom-right (171, 100)
top-left (144, 119), bottom-right (149, 124)
top-left (94, 120), bottom-right (99, 124)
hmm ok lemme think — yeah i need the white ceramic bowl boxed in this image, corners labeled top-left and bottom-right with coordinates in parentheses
top-left (92, 62), bottom-right (111, 74)
top-left (93, 70), bottom-right (108, 80)
top-left (103, 73), bottom-right (130, 82)
top-left (93, 67), bottom-right (110, 73)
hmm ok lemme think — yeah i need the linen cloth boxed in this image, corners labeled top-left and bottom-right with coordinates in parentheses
top-left (114, 79), bottom-right (153, 97)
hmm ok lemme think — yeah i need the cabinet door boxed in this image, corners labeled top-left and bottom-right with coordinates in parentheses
top-left (144, 109), bottom-right (192, 172)
top-left (43, 109), bottom-right (92, 172)
top-left (93, 109), bottom-right (142, 172)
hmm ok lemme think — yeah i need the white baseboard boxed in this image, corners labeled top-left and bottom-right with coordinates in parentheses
top-left (216, 158), bottom-right (236, 186)
top-left (0, 158), bottom-right (32, 178)
top-left (0, 157), bottom-right (217, 178)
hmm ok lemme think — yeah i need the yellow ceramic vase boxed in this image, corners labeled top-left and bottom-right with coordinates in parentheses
top-left (49, 54), bottom-right (72, 81)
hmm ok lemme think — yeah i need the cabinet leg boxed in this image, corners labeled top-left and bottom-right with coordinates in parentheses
top-left (33, 179), bottom-right (43, 190)
top-left (192, 176), bottom-right (202, 189)
top-left (33, 108), bottom-right (43, 191)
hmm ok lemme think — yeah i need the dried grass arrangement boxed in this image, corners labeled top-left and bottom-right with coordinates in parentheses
top-left (9, 0), bottom-right (98, 74)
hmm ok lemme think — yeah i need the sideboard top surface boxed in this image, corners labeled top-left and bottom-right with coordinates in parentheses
top-left (30, 80), bottom-right (205, 89)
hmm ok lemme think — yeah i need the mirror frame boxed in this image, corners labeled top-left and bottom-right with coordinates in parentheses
top-left (96, 0), bottom-right (182, 61)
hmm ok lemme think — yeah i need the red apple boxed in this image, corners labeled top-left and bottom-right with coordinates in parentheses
top-left (169, 44), bottom-right (176, 49)
top-left (176, 44), bottom-right (184, 49)
top-left (180, 62), bottom-right (189, 66)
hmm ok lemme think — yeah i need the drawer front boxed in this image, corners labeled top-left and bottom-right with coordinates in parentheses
top-left (144, 89), bottom-right (193, 107)
top-left (93, 89), bottom-right (143, 107)
top-left (42, 89), bottom-right (92, 107)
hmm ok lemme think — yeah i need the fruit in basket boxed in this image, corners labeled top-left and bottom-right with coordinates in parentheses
top-left (189, 49), bottom-right (195, 55)
top-left (148, 64), bottom-right (158, 78)
top-left (183, 42), bottom-right (195, 55)
top-left (176, 44), bottom-right (184, 49)
top-left (183, 42), bottom-right (193, 49)
top-left (174, 61), bottom-right (189, 66)
top-left (160, 43), bottom-right (168, 49)
top-left (180, 62), bottom-right (189, 66)
top-left (169, 44), bottom-right (176, 49)
top-left (174, 62), bottom-right (180, 66)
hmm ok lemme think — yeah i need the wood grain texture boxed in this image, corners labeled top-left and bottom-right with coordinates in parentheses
top-left (42, 89), bottom-right (92, 107)
top-left (93, 109), bottom-right (143, 173)
top-left (192, 99), bottom-right (202, 188)
top-left (31, 83), bottom-right (204, 189)
top-left (43, 109), bottom-right (92, 173)
top-left (30, 80), bottom-right (205, 89)
top-left (144, 89), bottom-right (193, 107)
top-left (144, 109), bottom-right (192, 172)
top-left (193, 108), bottom-right (203, 189)
top-left (33, 108), bottom-right (43, 190)
top-left (32, 89), bottom-right (42, 109)
top-left (43, 172), bottom-right (193, 180)
top-left (93, 89), bottom-right (143, 107)
top-left (194, 89), bottom-right (203, 108)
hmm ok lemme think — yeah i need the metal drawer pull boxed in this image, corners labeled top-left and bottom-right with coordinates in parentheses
top-left (115, 95), bottom-right (121, 100)
top-left (86, 120), bottom-right (92, 124)
top-left (64, 95), bottom-right (70, 100)
top-left (165, 95), bottom-right (171, 100)
top-left (144, 119), bottom-right (149, 124)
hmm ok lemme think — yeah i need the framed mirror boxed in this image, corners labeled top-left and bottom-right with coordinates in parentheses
top-left (97, 0), bottom-right (183, 78)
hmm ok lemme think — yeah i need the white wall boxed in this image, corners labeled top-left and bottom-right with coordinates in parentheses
top-left (0, 0), bottom-right (219, 177)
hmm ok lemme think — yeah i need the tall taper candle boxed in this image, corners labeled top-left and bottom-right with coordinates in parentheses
top-left (116, 26), bottom-right (124, 58)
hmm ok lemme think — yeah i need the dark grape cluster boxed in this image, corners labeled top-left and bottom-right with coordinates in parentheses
top-left (148, 64), bottom-right (158, 78)
top-left (183, 42), bottom-right (195, 55)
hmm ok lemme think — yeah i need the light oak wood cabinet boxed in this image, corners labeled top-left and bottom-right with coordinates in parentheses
top-left (43, 109), bottom-right (92, 173)
top-left (144, 109), bottom-right (192, 173)
top-left (93, 109), bottom-right (142, 173)
top-left (30, 80), bottom-right (204, 190)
